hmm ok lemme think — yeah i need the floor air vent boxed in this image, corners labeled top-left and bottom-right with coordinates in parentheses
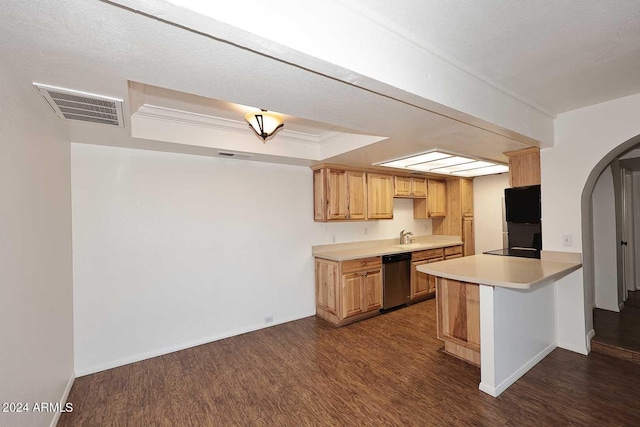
top-left (34, 83), bottom-right (124, 127)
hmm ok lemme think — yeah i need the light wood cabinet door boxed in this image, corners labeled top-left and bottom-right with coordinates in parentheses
top-left (322, 169), bottom-right (367, 221)
top-left (411, 178), bottom-right (427, 198)
top-left (362, 270), bottom-right (382, 312)
top-left (411, 256), bottom-right (443, 300)
top-left (394, 176), bottom-right (412, 197)
top-left (411, 260), bottom-right (431, 299)
top-left (394, 176), bottom-right (426, 198)
top-left (326, 169), bottom-right (348, 220)
top-left (506, 148), bottom-right (540, 187)
top-left (346, 171), bottom-right (367, 220)
top-left (427, 179), bottom-right (446, 217)
top-left (368, 173), bottom-right (394, 219)
top-left (313, 169), bottom-right (326, 221)
top-left (463, 217), bottom-right (475, 256)
top-left (437, 278), bottom-right (480, 363)
top-left (461, 178), bottom-right (473, 217)
top-left (315, 259), bottom-right (338, 315)
top-left (342, 273), bottom-right (363, 318)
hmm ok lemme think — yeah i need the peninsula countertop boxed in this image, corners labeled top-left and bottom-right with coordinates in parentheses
top-left (312, 236), bottom-right (463, 261)
top-left (416, 253), bottom-right (582, 290)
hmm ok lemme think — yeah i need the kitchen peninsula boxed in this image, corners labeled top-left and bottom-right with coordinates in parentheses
top-left (418, 252), bottom-right (582, 397)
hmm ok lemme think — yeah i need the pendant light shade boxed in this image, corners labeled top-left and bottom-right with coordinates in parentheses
top-left (245, 109), bottom-right (284, 142)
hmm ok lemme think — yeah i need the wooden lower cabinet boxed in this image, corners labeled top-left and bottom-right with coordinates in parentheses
top-left (444, 244), bottom-right (463, 260)
top-left (436, 278), bottom-right (480, 366)
top-left (315, 256), bottom-right (382, 326)
top-left (410, 248), bottom-right (444, 302)
top-left (463, 217), bottom-right (475, 256)
top-left (341, 272), bottom-right (364, 318)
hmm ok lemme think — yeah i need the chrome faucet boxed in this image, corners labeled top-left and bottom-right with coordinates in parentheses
top-left (400, 229), bottom-right (414, 244)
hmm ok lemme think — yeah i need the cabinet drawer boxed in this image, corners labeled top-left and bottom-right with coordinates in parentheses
top-left (342, 256), bottom-right (382, 273)
top-left (411, 248), bottom-right (444, 261)
top-left (444, 245), bottom-right (463, 257)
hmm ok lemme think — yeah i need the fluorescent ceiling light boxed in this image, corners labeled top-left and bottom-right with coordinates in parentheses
top-left (375, 150), bottom-right (508, 178)
top-left (408, 156), bottom-right (474, 171)
top-left (455, 165), bottom-right (510, 177)
top-left (379, 151), bottom-right (450, 169)
top-left (432, 161), bottom-right (494, 174)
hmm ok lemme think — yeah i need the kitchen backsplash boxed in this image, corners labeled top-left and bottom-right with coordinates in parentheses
top-left (317, 198), bottom-right (433, 244)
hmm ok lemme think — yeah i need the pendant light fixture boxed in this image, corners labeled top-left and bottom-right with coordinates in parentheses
top-left (244, 109), bottom-right (284, 142)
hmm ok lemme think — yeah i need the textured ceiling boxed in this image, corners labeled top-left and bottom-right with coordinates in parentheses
top-left (2, 0), bottom-right (638, 170)
top-left (349, 0), bottom-right (640, 114)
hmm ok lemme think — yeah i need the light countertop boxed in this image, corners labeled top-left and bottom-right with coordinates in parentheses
top-left (312, 236), bottom-right (463, 261)
top-left (416, 253), bottom-right (582, 290)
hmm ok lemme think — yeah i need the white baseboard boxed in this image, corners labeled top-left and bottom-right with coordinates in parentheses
top-left (50, 373), bottom-right (75, 427)
top-left (75, 310), bottom-right (315, 377)
top-left (479, 343), bottom-right (556, 397)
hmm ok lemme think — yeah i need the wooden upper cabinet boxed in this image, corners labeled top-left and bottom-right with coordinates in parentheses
top-left (413, 179), bottom-right (446, 219)
top-left (429, 178), bottom-right (475, 256)
top-left (394, 176), bottom-right (412, 197)
top-left (346, 171), bottom-right (367, 220)
top-left (313, 168), bottom-right (367, 221)
top-left (427, 179), bottom-right (446, 217)
top-left (368, 173), bottom-right (394, 219)
top-left (313, 169), bottom-right (326, 221)
top-left (461, 178), bottom-right (473, 217)
top-left (327, 169), bottom-right (348, 220)
top-left (412, 178), bottom-right (427, 198)
top-left (504, 147), bottom-right (540, 187)
top-left (394, 176), bottom-right (426, 198)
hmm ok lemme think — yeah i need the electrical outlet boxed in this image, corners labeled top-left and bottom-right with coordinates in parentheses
top-left (332, 235), bottom-right (336, 243)
top-left (364, 227), bottom-right (368, 235)
top-left (264, 316), bottom-right (273, 324)
top-left (562, 234), bottom-right (572, 246)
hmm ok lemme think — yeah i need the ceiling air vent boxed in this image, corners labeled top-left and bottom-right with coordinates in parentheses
top-left (34, 83), bottom-right (124, 127)
top-left (216, 150), bottom-right (254, 159)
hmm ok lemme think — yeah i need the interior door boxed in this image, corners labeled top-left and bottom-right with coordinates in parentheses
top-left (622, 169), bottom-right (636, 298)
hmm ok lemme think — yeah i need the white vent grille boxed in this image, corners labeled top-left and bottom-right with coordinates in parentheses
top-left (34, 83), bottom-right (124, 127)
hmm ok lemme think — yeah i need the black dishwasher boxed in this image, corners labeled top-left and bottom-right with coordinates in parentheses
top-left (382, 252), bottom-right (411, 310)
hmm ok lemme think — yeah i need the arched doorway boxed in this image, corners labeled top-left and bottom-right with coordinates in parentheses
top-left (581, 133), bottom-right (640, 353)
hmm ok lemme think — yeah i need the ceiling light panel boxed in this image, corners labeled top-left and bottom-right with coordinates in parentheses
top-left (378, 151), bottom-right (450, 168)
top-left (375, 150), bottom-right (508, 177)
top-left (407, 156), bottom-right (475, 171)
top-left (433, 161), bottom-right (494, 174)
top-left (454, 165), bottom-right (509, 177)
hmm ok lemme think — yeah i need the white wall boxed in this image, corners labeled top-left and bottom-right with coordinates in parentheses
top-left (542, 92), bottom-right (640, 353)
top-left (591, 166), bottom-right (619, 311)
top-left (473, 173), bottom-right (509, 254)
top-left (0, 69), bottom-right (74, 426)
top-left (480, 281), bottom-right (556, 397)
top-left (71, 143), bottom-right (433, 374)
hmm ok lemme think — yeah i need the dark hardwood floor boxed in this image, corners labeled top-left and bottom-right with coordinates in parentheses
top-left (59, 299), bottom-right (640, 426)
top-left (592, 290), bottom-right (640, 362)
